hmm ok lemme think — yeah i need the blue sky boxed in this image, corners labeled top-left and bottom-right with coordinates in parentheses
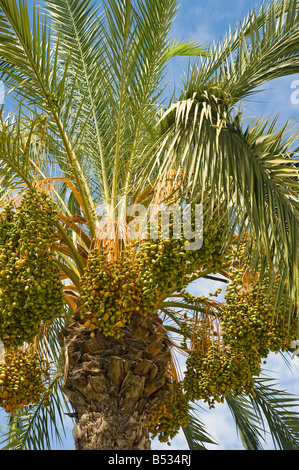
top-left (1, 0), bottom-right (299, 451)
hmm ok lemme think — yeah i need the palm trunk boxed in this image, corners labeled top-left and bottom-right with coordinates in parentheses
top-left (58, 312), bottom-right (172, 450)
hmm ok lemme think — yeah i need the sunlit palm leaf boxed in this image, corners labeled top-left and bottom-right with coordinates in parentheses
top-left (187, 0), bottom-right (299, 99)
top-left (147, 87), bottom-right (299, 310)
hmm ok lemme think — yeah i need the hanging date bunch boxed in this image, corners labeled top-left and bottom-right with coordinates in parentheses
top-left (0, 188), bottom-right (64, 348)
top-left (182, 311), bottom-right (257, 407)
top-left (147, 381), bottom-right (189, 445)
top-left (220, 255), bottom-right (298, 359)
top-left (80, 198), bottom-right (232, 339)
top-left (136, 203), bottom-right (232, 297)
top-left (184, 344), bottom-right (260, 408)
top-left (183, 242), bottom-right (298, 409)
top-left (0, 345), bottom-right (51, 415)
top-left (80, 243), bottom-right (158, 338)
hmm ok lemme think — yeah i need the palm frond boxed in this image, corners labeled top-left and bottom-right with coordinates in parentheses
top-left (249, 374), bottom-right (299, 450)
top-left (44, 0), bottom-right (111, 204)
top-left (44, 0), bottom-right (208, 213)
top-left (0, 0), bottom-right (97, 236)
top-left (219, 114), bottom-right (299, 303)
top-left (225, 393), bottom-right (265, 450)
top-left (183, 404), bottom-right (217, 450)
top-left (186, 0), bottom-right (299, 101)
top-left (147, 87), bottom-right (299, 308)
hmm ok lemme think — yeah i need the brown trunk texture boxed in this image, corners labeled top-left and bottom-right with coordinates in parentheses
top-left (58, 312), bottom-right (172, 450)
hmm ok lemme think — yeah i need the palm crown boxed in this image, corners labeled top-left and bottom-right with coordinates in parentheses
top-left (0, 0), bottom-right (298, 450)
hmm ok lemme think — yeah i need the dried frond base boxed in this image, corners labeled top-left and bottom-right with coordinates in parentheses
top-left (58, 312), bottom-right (173, 450)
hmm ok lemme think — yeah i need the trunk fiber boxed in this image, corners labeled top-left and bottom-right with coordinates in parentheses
top-left (58, 312), bottom-right (172, 450)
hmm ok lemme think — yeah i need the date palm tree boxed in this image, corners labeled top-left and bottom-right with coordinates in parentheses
top-left (0, 0), bottom-right (299, 450)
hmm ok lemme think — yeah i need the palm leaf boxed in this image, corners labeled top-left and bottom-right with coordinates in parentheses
top-left (44, 0), bottom-right (208, 215)
top-left (225, 393), bottom-right (265, 450)
top-left (186, 0), bottom-right (299, 100)
top-left (0, 0), bottom-right (97, 237)
top-left (183, 404), bottom-right (217, 450)
top-left (147, 86), bottom-right (299, 310)
top-left (249, 374), bottom-right (299, 450)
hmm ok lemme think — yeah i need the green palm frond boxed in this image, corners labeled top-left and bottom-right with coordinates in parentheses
top-left (185, 0), bottom-right (299, 100)
top-left (249, 374), bottom-right (299, 450)
top-left (183, 404), bottom-right (217, 450)
top-left (43, 0), bottom-right (111, 203)
top-left (223, 371), bottom-right (299, 451)
top-left (0, 106), bottom-right (59, 199)
top-left (220, 115), bottom-right (299, 302)
top-left (43, 0), bottom-right (208, 213)
top-left (0, 0), bottom-right (97, 236)
top-left (225, 393), bottom-right (265, 450)
top-left (0, 108), bottom-right (33, 195)
top-left (148, 89), bottom-right (299, 308)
